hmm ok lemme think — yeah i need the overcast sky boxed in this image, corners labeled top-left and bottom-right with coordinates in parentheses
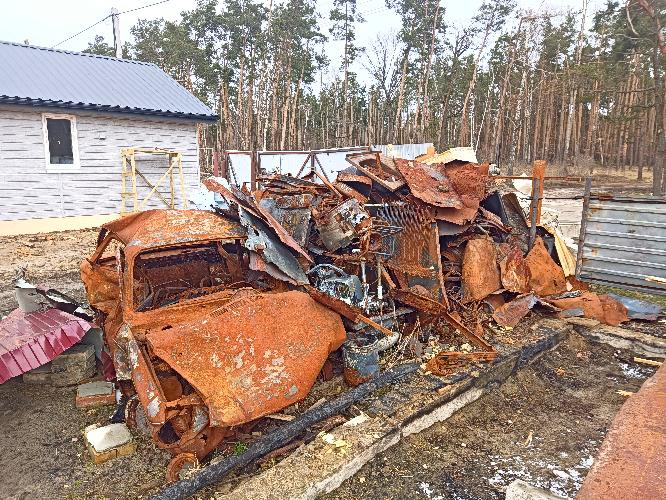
top-left (1, 0), bottom-right (596, 80)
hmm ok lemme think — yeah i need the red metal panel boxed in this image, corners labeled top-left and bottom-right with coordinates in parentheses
top-left (0, 308), bottom-right (94, 384)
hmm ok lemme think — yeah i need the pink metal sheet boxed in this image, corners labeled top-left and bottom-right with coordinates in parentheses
top-left (0, 308), bottom-right (94, 384)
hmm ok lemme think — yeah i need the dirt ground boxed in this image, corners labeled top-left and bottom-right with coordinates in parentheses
top-left (326, 331), bottom-right (659, 500)
top-left (0, 167), bottom-right (661, 499)
top-left (0, 229), bottom-right (97, 316)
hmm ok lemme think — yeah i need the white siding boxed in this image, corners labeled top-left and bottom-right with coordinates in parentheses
top-left (0, 106), bottom-right (200, 221)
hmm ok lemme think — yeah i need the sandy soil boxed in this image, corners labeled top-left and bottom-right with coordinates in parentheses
top-left (0, 229), bottom-right (98, 316)
top-left (326, 331), bottom-right (659, 500)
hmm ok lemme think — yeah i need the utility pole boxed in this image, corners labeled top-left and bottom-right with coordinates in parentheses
top-left (111, 8), bottom-right (122, 58)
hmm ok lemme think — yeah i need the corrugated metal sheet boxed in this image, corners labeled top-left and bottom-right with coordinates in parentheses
top-left (579, 195), bottom-right (666, 295)
top-left (0, 307), bottom-right (93, 384)
top-left (372, 143), bottom-right (433, 160)
top-left (0, 41), bottom-right (216, 121)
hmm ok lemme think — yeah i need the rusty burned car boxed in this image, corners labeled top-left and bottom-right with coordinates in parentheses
top-left (81, 209), bottom-right (346, 465)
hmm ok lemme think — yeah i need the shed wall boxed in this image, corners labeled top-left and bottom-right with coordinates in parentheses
top-left (0, 107), bottom-right (200, 221)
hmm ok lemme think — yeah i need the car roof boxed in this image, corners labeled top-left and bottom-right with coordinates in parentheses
top-left (101, 209), bottom-right (245, 260)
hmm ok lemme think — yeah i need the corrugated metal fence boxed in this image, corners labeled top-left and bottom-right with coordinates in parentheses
top-left (578, 195), bottom-right (666, 295)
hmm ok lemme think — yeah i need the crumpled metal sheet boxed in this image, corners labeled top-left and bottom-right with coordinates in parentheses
top-left (608, 293), bottom-right (663, 321)
top-left (394, 159), bottom-right (463, 209)
top-left (239, 207), bottom-right (308, 284)
top-left (525, 237), bottom-right (567, 296)
top-left (547, 291), bottom-right (628, 326)
top-left (146, 290), bottom-right (346, 427)
top-left (497, 243), bottom-right (531, 294)
top-left (315, 198), bottom-right (371, 252)
top-left (204, 177), bottom-right (313, 264)
top-left (461, 237), bottom-right (501, 303)
top-left (0, 308), bottom-right (94, 384)
top-left (345, 152), bottom-right (406, 191)
top-left (492, 293), bottom-right (538, 328)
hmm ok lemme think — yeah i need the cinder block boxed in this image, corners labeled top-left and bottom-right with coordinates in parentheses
top-left (85, 423), bottom-right (136, 464)
top-left (76, 381), bottom-right (116, 408)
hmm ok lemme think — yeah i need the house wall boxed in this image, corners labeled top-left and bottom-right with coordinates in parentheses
top-left (0, 105), bottom-right (201, 222)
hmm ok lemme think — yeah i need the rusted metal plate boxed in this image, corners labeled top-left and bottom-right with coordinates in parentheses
top-left (525, 237), bottom-right (567, 296)
top-left (547, 291), bottom-right (628, 326)
top-left (376, 203), bottom-right (447, 305)
top-left (0, 308), bottom-right (94, 384)
top-left (147, 290), bottom-right (346, 428)
top-left (577, 362), bottom-right (666, 500)
top-left (394, 159), bottom-right (463, 209)
top-left (345, 152), bottom-right (406, 191)
top-left (497, 243), bottom-right (531, 294)
top-left (492, 293), bottom-right (537, 328)
top-left (461, 237), bottom-right (501, 303)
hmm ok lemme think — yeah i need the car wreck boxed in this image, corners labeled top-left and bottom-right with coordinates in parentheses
top-left (80, 209), bottom-right (346, 461)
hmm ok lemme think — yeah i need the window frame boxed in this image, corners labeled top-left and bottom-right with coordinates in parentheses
top-left (41, 113), bottom-right (81, 172)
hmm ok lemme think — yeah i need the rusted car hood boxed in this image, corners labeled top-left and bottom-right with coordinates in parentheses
top-left (145, 290), bottom-right (346, 427)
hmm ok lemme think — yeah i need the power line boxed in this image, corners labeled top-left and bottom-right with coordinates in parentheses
top-left (118, 0), bottom-right (177, 15)
top-left (51, 0), bottom-right (178, 49)
top-left (52, 15), bottom-right (111, 48)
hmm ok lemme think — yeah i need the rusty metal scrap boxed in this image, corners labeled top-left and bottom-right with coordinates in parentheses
top-left (345, 152), bottom-right (406, 191)
top-left (525, 237), bottom-right (567, 296)
top-left (461, 237), bottom-right (501, 303)
top-left (492, 293), bottom-right (538, 328)
top-left (147, 290), bottom-right (345, 427)
top-left (81, 145), bottom-right (625, 470)
top-left (395, 159), bottom-right (463, 209)
top-left (497, 243), bottom-right (531, 294)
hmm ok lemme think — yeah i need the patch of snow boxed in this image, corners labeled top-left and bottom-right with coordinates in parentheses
top-left (619, 362), bottom-right (646, 379)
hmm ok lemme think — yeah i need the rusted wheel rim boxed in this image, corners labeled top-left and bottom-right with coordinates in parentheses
top-left (166, 453), bottom-right (199, 482)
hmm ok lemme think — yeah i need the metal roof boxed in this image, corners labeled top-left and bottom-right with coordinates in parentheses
top-left (0, 41), bottom-right (217, 122)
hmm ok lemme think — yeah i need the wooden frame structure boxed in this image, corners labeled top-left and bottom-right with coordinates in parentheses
top-left (120, 147), bottom-right (189, 215)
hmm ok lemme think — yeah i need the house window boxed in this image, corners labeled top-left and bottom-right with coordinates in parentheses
top-left (42, 113), bottom-right (80, 171)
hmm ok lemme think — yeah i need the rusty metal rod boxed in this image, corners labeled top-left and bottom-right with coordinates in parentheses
top-left (528, 178), bottom-right (540, 250)
top-left (149, 362), bottom-right (419, 500)
top-left (575, 177), bottom-right (593, 278)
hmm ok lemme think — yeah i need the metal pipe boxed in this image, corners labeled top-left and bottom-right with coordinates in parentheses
top-left (528, 178), bottom-right (540, 250)
top-left (575, 177), bottom-right (592, 278)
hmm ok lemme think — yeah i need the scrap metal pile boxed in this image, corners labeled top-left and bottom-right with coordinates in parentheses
top-left (203, 151), bottom-right (630, 381)
top-left (0, 150), bottom-right (639, 479)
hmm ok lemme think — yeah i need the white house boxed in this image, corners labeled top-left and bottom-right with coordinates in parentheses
top-left (0, 41), bottom-right (217, 235)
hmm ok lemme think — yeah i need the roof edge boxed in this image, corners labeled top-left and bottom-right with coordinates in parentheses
top-left (0, 97), bottom-right (219, 123)
top-left (0, 39), bottom-right (155, 67)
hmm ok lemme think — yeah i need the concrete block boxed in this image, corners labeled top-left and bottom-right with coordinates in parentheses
top-left (76, 381), bottom-right (116, 408)
top-left (23, 343), bottom-right (96, 386)
top-left (85, 423), bottom-right (136, 464)
top-left (51, 344), bottom-right (95, 371)
top-left (505, 479), bottom-right (564, 500)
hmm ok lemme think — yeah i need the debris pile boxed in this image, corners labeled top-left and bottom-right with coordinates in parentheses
top-left (201, 151), bottom-right (632, 383)
top-left (1, 150), bottom-right (646, 475)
